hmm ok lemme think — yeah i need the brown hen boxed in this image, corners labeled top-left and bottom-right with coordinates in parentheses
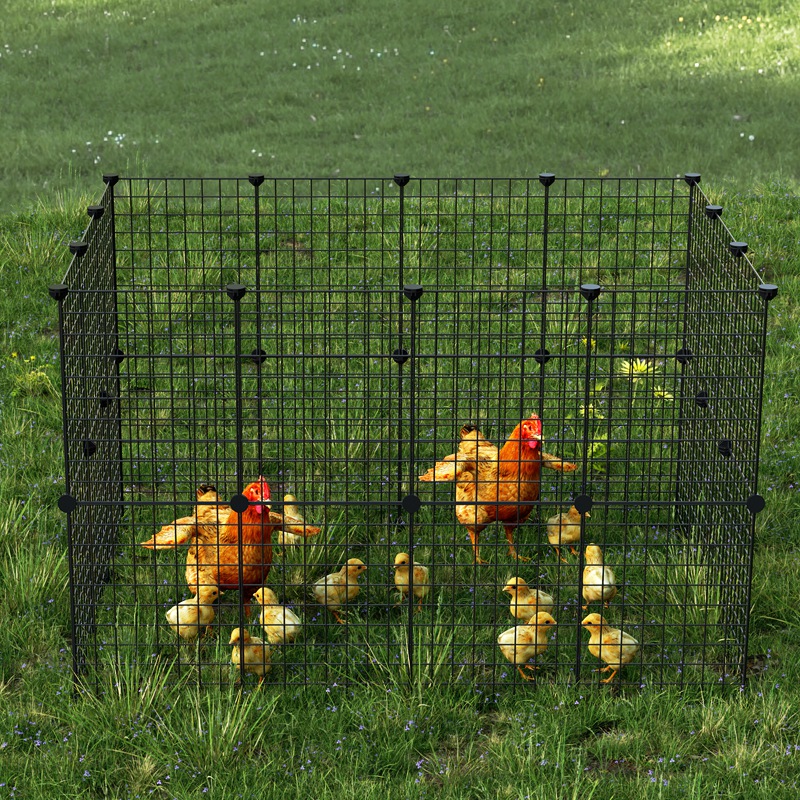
top-left (418, 415), bottom-right (576, 563)
top-left (140, 479), bottom-right (321, 613)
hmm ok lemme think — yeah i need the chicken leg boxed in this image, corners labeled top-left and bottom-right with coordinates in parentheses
top-left (517, 665), bottom-right (537, 681)
top-left (596, 665), bottom-right (620, 684)
top-left (467, 530), bottom-right (489, 565)
top-left (504, 525), bottom-right (530, 561)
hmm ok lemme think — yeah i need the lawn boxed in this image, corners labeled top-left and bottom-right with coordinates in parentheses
top-left (1, 0), bottom-right (798, 212)
top-left (1, 178), bottom-right (799, 798)
top-left (2, 0), bottom-right (800, 797)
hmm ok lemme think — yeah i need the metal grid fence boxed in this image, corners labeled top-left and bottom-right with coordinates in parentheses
top-left (51, 173), bottom-right (775, 691)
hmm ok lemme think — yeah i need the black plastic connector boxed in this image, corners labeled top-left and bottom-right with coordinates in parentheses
top-left (229, 494), bottom-right (249, 513)
top-left (676, 348), bottom-right (693, 365)
top-left (746, 494), bottom-right (766, 515)
top-left (695, 390), bottom-right (709, 408)
top-left (392, 348), bottom-right (410, 365)
top-left (729, 242), bottom-right (748, 258)
top-left (57, 494), bottom-right (77, 514)
top-left (579, 284), bottom-right (602, 302)
top-left (758, 284), bottom-right (778, 302)
top-left (402, 494), bottom-right (422, 514)
top-left (226, 283), bottom-right (247, 301)
top-left (49, 284), bottom-right (68, 301)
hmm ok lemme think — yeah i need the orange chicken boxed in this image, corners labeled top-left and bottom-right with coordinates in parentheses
top-left (141, 480), bottom-right (321, 614)
top-left (419, 416), bottom-right (576, 563)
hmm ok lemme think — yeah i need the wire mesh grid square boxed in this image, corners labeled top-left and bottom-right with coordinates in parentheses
top-left (51, 174), bottom-right (773, 692)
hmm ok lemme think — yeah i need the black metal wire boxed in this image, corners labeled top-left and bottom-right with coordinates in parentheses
top-left (53, 174), bottom-right (772, 692)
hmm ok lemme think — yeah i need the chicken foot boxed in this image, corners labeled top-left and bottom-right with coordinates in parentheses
top-left (504, 526), bottom-right (530, 562)
top-left (595, 665), bottom-right (620, 684)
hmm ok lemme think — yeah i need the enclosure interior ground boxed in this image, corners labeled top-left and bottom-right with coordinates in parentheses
top-left (53, 174), bottom-right (772, 690)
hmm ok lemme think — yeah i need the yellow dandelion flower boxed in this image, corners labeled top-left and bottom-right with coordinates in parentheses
top-left (579, 403), bottom-right (605, 420)
top-left (581, 336), bottom-right (597, 350)
top-left (11, 352), bottom-right (18, 358)
top-left (616, 358), bottom-right (659, 382)
top-left (653, 386), bottom-right (674, 401)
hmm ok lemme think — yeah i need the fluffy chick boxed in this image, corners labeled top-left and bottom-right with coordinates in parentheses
top-left (252, 586), bottom-right (302, 645)
top-left (546, 505), bottom-right (589, 562)
top-left (497, 612), bottom-right (557, 681)
top-left (229, 627), bottom-right (272, 684)
top-left (393, 552), bottom-right (431, 612)
top-left (502, 577), bottom-right (554, 622)
top-left (581, 613), bottom-right (640, 684)
top-left (165, 586), bottom-right (220, 640)
top-left (581, 544), bottom-right (617, 610)
top-left (312, 558), bottom-right (367, 624)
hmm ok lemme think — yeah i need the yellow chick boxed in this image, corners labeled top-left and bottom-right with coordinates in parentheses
top-left (546, 505), bottom-right (588, 562)
top-left (393, 552), bottom-right (431, 612)
top-left (497, 612), bottom-right (557, 681)
top-left (502, 577), bottom-right (554, 621)
top-left (252, 586), bottom-right (302, 645)
top-left (165, 586), bottom-right (220, 640)
top-left (312, 558), bottom-right (367, 624)
top-left (582, 544), bottom-right (617, 610)
top-left (581, 613), bottom-right (640, 684)
top-left (229, 627), bottom-right (272, 684)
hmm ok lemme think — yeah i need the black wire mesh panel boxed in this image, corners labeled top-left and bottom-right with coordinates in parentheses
top-left (52, 174), bottom-right (774, 691)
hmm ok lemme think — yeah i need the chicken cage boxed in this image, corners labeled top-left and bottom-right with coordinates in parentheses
top-left (51, 173), bottom-right (774, 692)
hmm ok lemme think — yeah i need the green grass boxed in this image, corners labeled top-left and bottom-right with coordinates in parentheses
top-left (1, 0), bottom-right (799, 213)
top-left (2, 0), bottom-right (800, 793)
top-left (1, 181), bottom-right (799, 797)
